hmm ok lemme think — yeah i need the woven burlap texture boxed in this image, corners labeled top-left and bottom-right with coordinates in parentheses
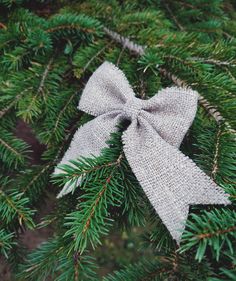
top-left (54, 61), bottom-right (230, 243)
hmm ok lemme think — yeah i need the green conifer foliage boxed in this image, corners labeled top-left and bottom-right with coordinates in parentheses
top-left (0, 1), bottom-right (235, 280)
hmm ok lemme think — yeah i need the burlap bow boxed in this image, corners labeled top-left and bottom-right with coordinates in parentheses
top-left (54, 61), bottom-right (230, 243)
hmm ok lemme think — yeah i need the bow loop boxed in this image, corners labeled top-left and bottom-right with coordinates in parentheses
top-left (140, 87), bottom-right (199, 148)
top-left (79, 61), bottom-right (134, 116)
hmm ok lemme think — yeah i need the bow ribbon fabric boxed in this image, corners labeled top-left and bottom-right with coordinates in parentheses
top-left (54, 62), bottom-right (230, 243)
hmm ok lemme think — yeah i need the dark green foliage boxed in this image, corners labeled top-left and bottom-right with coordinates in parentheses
top-left (0, 1), bottom-right (235, 280)
top-left (0, 230), bottom-right (15, 258)
top-left (0, 128), bottom-right (30, 168)
top-left (0, 177), bottom-right (35, 229)
top-left (17, 237), bottom-right (98, 281)
top-left (103, 254), bottom-right (214, 281)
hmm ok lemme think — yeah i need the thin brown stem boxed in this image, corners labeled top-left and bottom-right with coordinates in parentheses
top-left (164, 2), bottom-right (185, 31)
top-left (46, 25), bottom-right (95, 34)
top-left (37, 57), bottom-right (54, 95)
top-left (0, 87), bottom-right (33, 119)
top-left (25, 58), bottom-right (54, 119)
top-left (211, 127), bottom-right (222, 179)
top-left (83, 45), bottom-right (108, 72)
top-left (0, 137), bottom-right (22, 158)
top-left (197, 225), bottom-right (236, 239)
top-left (46, 91), bottom-right (77, 144)
top-left (22, 164), bottom-right (51, 194)
top-left (73, 251), bottom-right (80, 281)
top-left (0, 190), bottom-right (26, 226)
top-left (81, 154), bottom-right (123, 236)
top-left (0, 22), bottom-right (7, 29)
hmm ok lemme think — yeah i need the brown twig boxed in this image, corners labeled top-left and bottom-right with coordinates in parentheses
top-left (197, 225), bottom-right (236, 239)
top-left (163, 2), bottom-right (185, 31)
top-left (46, 25), bottom-right (95, 34)
top-left (211, 127), bottom-right (222, 179)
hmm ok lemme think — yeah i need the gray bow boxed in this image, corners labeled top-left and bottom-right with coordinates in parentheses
top-left (54, 61), bottom-right (230, 243)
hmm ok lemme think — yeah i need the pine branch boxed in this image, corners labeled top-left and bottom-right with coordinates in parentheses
top-left (72, 40), bottom-right (108, 78)
top-left (19, 57), bottom-right (54, 122)
top-left (0, 128), bottom-right (29, 168)
top-left (0, 188), bottom-right (35, 229)
top-left (189, 116), bottom-right (236, 195)
top-left (39, 88), bottom-right (78, 145)
top-left (180, 209), bottom-right (236, 261)
top-left (17, 236), bottom-right (97, 281)
top-left (103, 253), bottom-right (213, 281)
top-left (37, 57), bottom-right (54, 95)
top-left (0, 93), bottom-right (21, 118)
top-left (103, 27), bottom-right (228, 126)
top-left (211, 126), bottom-right (222, 179)
top-left (46, 13), bottom-right (103, 39)
top-left (163, 2), bottom-right (185, 31)
top-left (61, 151), bottom-right (124, 253)
top-left (0, 229), bottom-right (15, 258)
top-left (17, 164), bottom-right (52, 202)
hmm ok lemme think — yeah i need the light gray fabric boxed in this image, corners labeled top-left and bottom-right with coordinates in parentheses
top-left (54, 61), bottom-right (230, 243)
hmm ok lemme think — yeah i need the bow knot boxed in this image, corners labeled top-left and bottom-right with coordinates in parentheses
top-left (55, 61), bottom-right (230, 243)
top-left (123, 97), bottom-right (143, 121)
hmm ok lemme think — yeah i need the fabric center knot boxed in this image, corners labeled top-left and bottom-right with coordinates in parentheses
top-left (123, 98), bottom-right (143, 121)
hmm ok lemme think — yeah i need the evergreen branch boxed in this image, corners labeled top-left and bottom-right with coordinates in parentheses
top-left (46, 25), bottom-right (95, 34)
top-left (17, 236), bottom-right (97, 281)
top-left (21, 164), bottom-right (51, 194)
top-left (197, 225), bottom-right (236, 239)
top-left (0, 188), bottom-right (35, 229)
top-left (103, 253), bottom-right (213, 281)
top-left (172, 0), bottom-right (195, 9)
top-left (55, 251), bottom-right (97, 281)
top-left (72, 41), bottom-right (108, 78)
top-left (54, 153), bottom-right (123, 185)
top-left (63, 153), bottom-right (124, 253)
top-left (0, 136), bottom-right (22, 158)
top-left (211, 126), bottom-right (222, 179)
top-left (0, 229), bottom-right (15, 258)
top-left (81, 173), bottom-right (113, 235)
top-left (53, 131), bottom-right (125, 253)
top-left (180, 209), bottom-right (236, 261)
top-left (190, 57), bottom-right (236, 67)
top-left (141, 218), bottom-right (175, 253)
top-left (190, 116), bottom-right (236, 192)
top-left (23, 57), bottom-right (54, 122)
top-left (103, 27), bottom-right (146, 56)
top-left (46, 13), bottom-right (103, 39)
top-left (0, 85), bottom-right (33, 118)
top-left (82, 44), bottom-right (108, 72)
top-left (0, 93), bottom-right (21, 118)
top-left (45, 90), bottom-right (77, 144)
top-left (37, 57), bottom-right (54, 94)
top-left (103, 259), bottom-right (164, 281)
top-left (103, 27), bottom-right (227, 126)
top-left (0, 128), bottom-right (29, 168)
top-left (163, 2), bottom-right (185, 31)
top-left (16, 164), bottom-right (53, 203)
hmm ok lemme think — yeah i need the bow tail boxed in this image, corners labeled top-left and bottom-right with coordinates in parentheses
top-left (123, 119), bottom-right (230, 243)
top-left (54, 112), bottom-right (122, 198)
